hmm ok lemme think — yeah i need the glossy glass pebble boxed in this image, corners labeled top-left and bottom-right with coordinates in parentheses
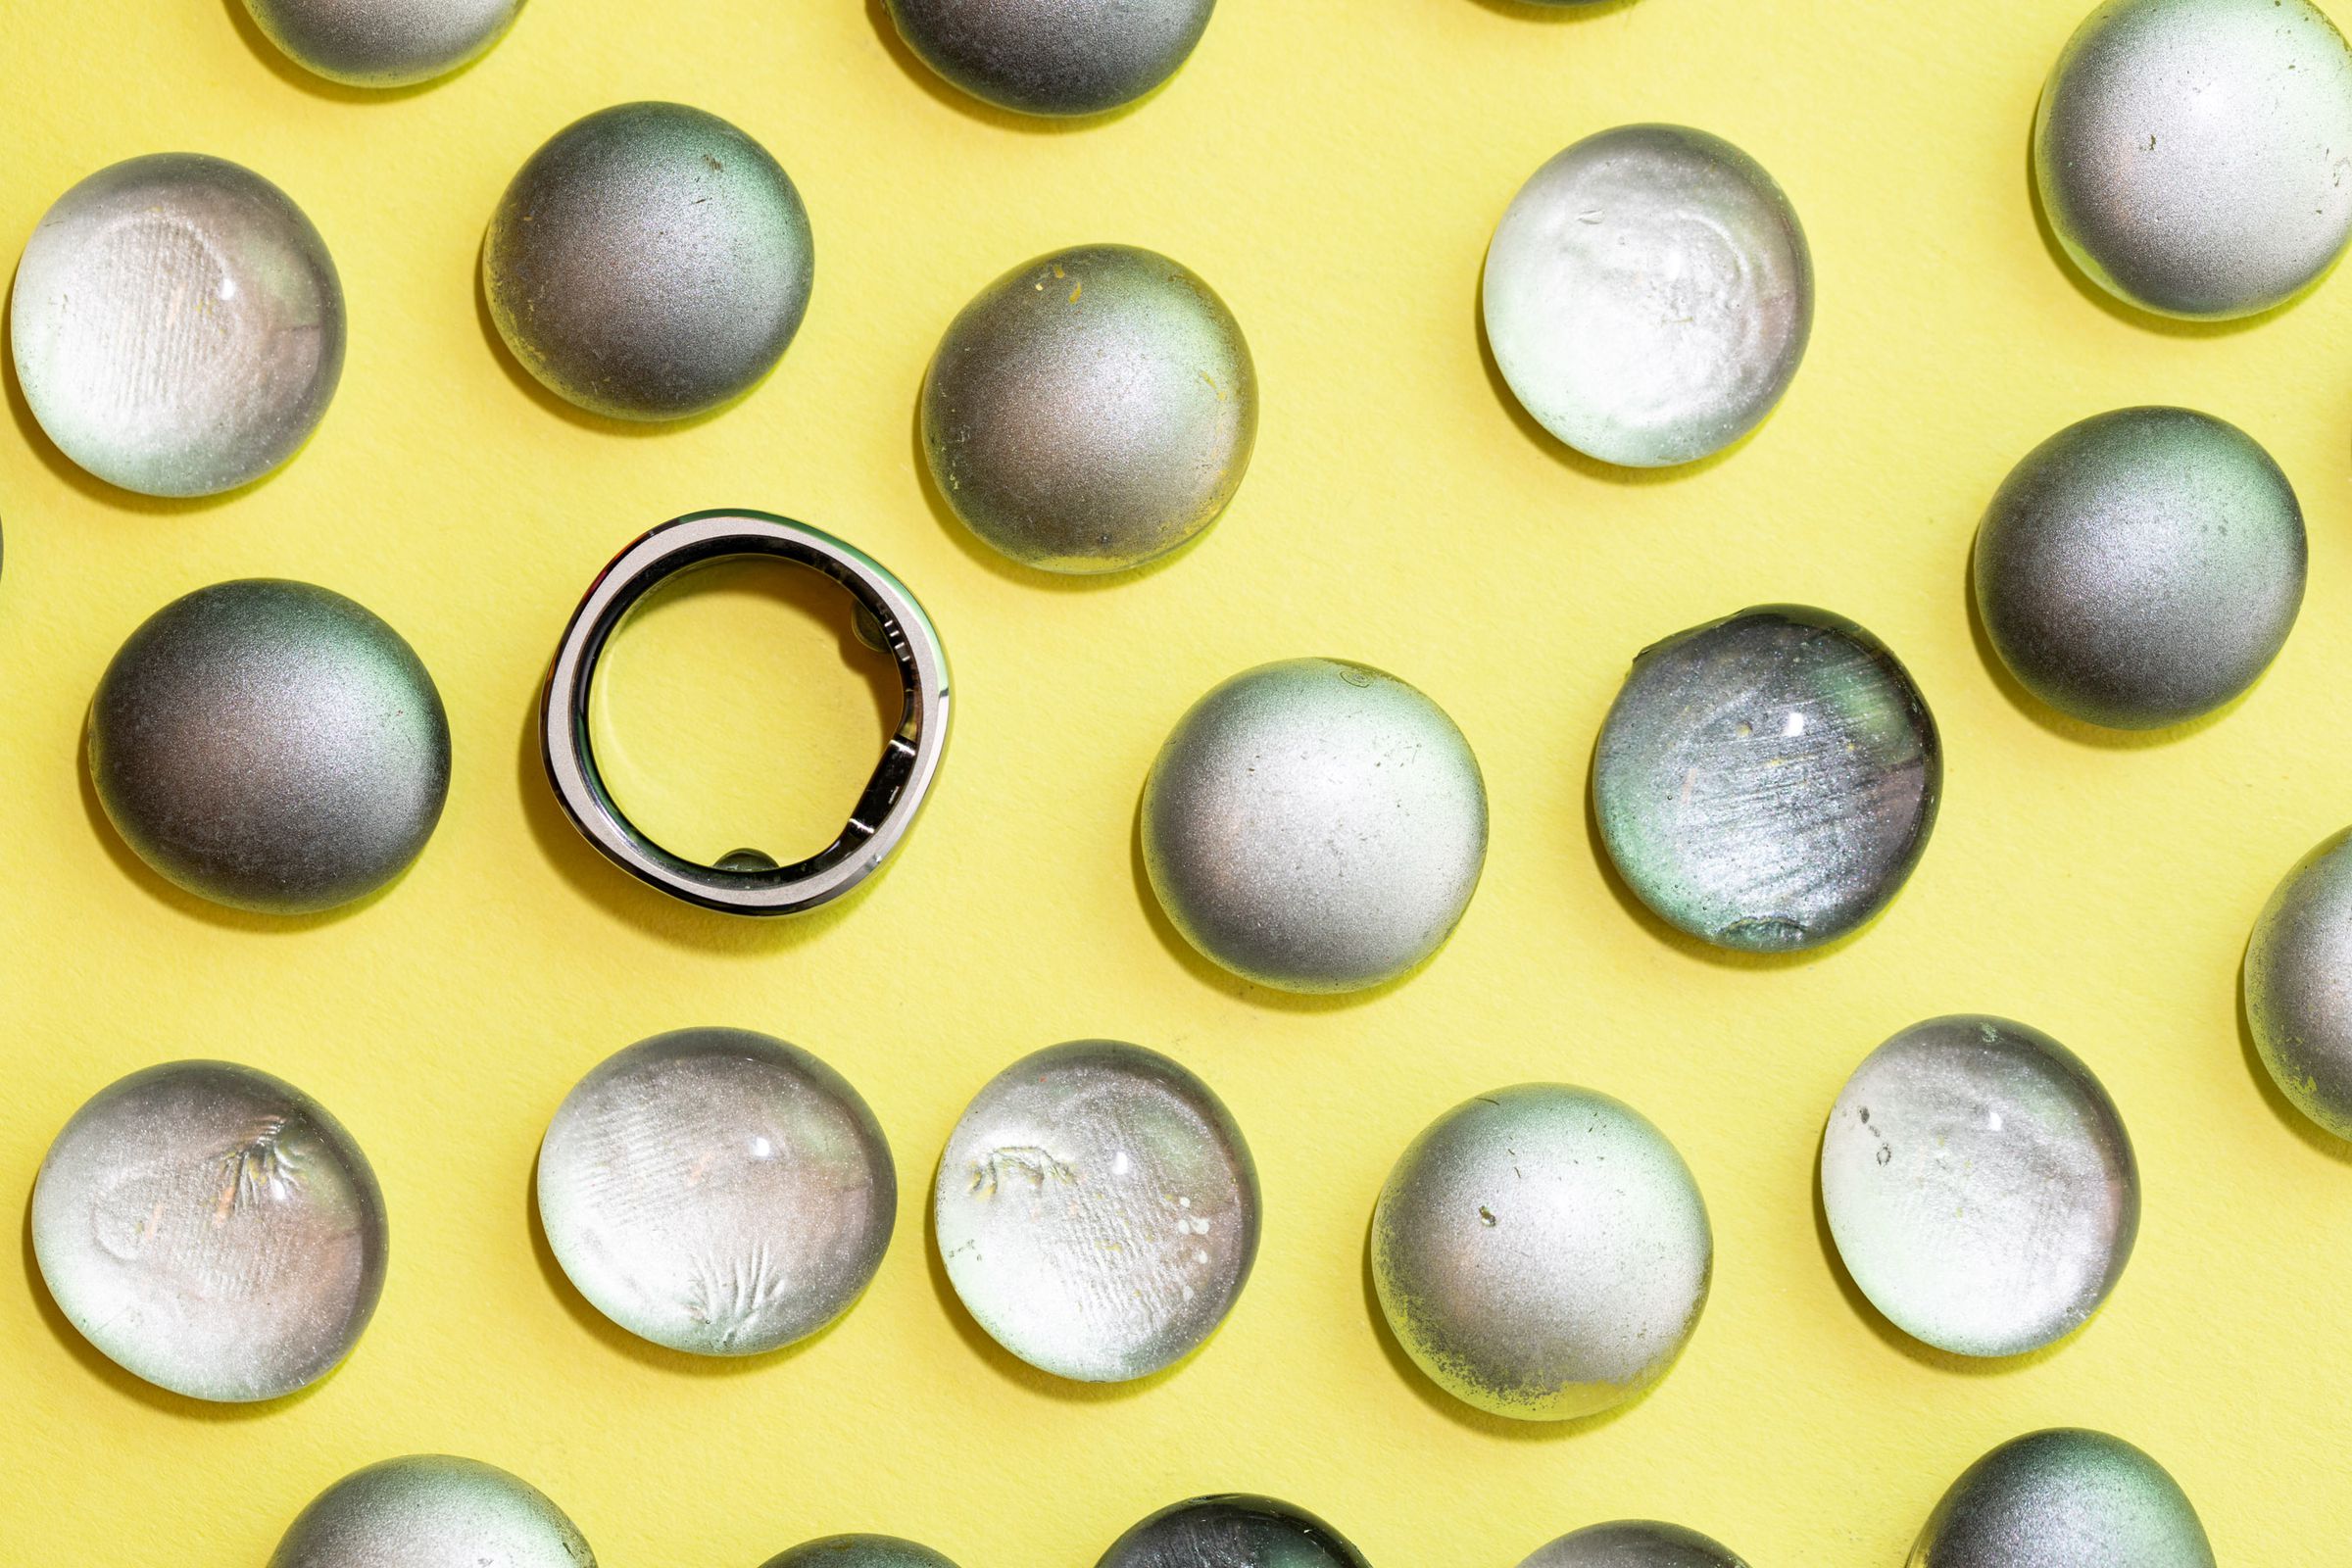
top-left (537, 1028), bottom-right (896, 1356)
top-left (484, 102), bottom-right (812, 421)
top-left (1097, 1495), bottom-right (1370, 1568)
top-left (935, 1041), bottom-right (1259, 1383)
top-left (1592, 606), bottom-right (1939, 953)
top-left (1910, 1429), bottom-right (2215, 1568)
top-left (11, 153), bottom-right (343, 497)
top-left (2035, 0), bottom-right (2352, 318)
top-left (270, 1455), bottom-right (595, 1568)
top-left (1821, 1016), bottom-right (2137, 1357)
top-left (1142, 658), bottom-right (1487, 992)
top-left (885, 0), bottom-right (1216, 117)
top-left (1976, 408), bottom-right (2304, 729)
top-left (241, 0), bottom-right (521, 85)
top-left (1484, 123), bottom-right (1811, 467)
top-left (922, 243), bottom-right (1256, 574)
top-left (1372, 1085), bottom-right (1711, 1422)
top-left (88, 579), bottom-right (451, 914)
top-left (2245, 826), bottom-right (2352, 1140)
top-left (1520, 1522), bottom-right (1748, 1568)
top-left (761, 1537), bottom-right (960, 1568)
top-left (30, 1060), bottom-right (387, 1402)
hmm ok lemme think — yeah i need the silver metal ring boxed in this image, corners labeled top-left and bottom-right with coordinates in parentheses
top-left (541, 510), bottom-right (951, 915)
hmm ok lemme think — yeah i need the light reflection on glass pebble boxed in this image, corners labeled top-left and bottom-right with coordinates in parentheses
top-left (1519, 1521), bottom-right (1749, 1568)
top-left (2244, 825), bottom-right (2352, 1140)
top-left (1097, 1495), bottom-right (1370, 1568)
top-left (269, 1454), bottom-right (596, 1568)
top-left (934, 1041), bottom-right (1260, 1383)
top-left (241, 0), bottom-right (521, 87)
top-left (1910, 1429), bottom-right (2215, 1568)
top-left (29, 1059), bottom-right (387, 1402)
top-left (536, 1028), bottom-right (896, 1356)
top-left (760, 1536), bottom-right (961, 1568)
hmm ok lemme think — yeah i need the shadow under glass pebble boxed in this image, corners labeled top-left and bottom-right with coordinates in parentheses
top-left (1821, 1015), bottom-right (2138, 1358)
top-left (2244, 825), bottom-right (2352, 1141)
top-left (761, 1536), bottom-right (960, 1568)
top-left (885, 0), bottom-right (1216, 116)
top-left (30, 1060), bottom-right (387, 1403)
top-left (1483, 123), bottom-right (1811, 467)
top-left (1371, 1084), bottom-right (1711, 1422)
top-left (241, 0), bottom-right (521, 86)
top-left (269, 1454), bottom-right (595, 1568)
top-left (536, 1028), bottom-right (896, 1356)
top-left (1910, 1429), bottom-right (2215, 1568)
top-left (2035, 0), bottom-right (2352, 319)
top-left (1592, 605), bottom-right (1939, 953)
top-left (88, 579), bottom-right (452, 915)
top-left (1520, 1522), bottom-right (1749, 1568)
top-left (1975, 407), bottom-right (2304, 730)
top-left (935, 1041), bottom-right (1259, 1383)
top-left (10, 153), bottom-right (344, 498)
top-left (1097, 1495), bottom-right (1370, 1568)
top-left (483, 101), bottom-right (812, 421)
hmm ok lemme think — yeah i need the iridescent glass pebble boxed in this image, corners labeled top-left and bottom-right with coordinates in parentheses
top-left (1976, 408), bottom-right (2304, 729)
top-left (1142, 658), bottom-right (1487, 992)
top-left (536, 1028), bottom-right (896, 1356)
top-left (922, 244), bottom-right (1256, 574)
top-left (2245, 826), bottom-right (2352, 1140)
top-left (1371, 1085), bottom-right (1711, 1422)
top-left (761, 1537), bottom-right (960, 1568)
top-left (270, 1455), bottom-right (596, 1568)
top-left (1910, 1429), bottom-right (2215, 1568)
top-left (1821, 1015), bottom-right (2137, 1357)
top-left (483, 102), bottom-right (812, 421)
top-left (88, 579), bottom-right (452, 914)
top-left (1097, 1495), bottom-right (1370, 1568)
top-left (1483, 124), bottom-right (1811, 467)
top-left (1520, 1522), bottom-right (1748, 1568)
top-left (30, 1060), bottom-right (387, 1402)
top-left (934, 1041), bottom-right (1259, 1382)
top-left (1592, 606), bottom-right (1939, 953)
top-left (242, 0), bottom-right (521, 85)
top-left (885, 0), bottom-right (1216, 117)
top-left (2035, 0), bottom-right (2352, 318)
top-left (11, 153), bottom-right (344, 497)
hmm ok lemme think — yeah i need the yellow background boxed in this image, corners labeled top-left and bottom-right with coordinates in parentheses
top-left (2, 0), bottom-right (2345, 1562)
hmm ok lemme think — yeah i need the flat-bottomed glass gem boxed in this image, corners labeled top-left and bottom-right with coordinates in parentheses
top-left (1097, 1495), bottom-right (1370, 1568)
top-left (2244, 826), bottom-right (2352, 1140)
top-left (536, 1028), bottom-right (896, 1355)
top-left (11, 153), bottom-right (343, 497)
top-left (884, 0), bottom-right (1217, 117)
top-left (1909, 1429), bottom-right (2214, 1568)
top-left (760, 1537), bottom-right (960, 1568)
top-left (270, 1455), bottom-right (595, 1568)
top-left (30, 1060), bottom-right (387, 1402)
top-left (1821, 1015), bottom-right (2137, 1357)
top-left (240, 0), bottom-right (521, 86)
top-left (1483, 123), bottom-right (1811, 467)
top-left (1592, 605), bottom-right (1939, 953)
top-left (1519, 1522), bottom-right (1749, 1568)
top-left (1372, 1085), bottom-right (1711, 1422)
top-left (935, 1041), bottom-right (1259, 1382)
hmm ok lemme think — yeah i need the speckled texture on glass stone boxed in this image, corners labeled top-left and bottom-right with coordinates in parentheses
top-left (1822, 1015), bottom-right (2138, 1358)
top-left (88, 579), bottom-right (452, 914)
top-left (1592, 605), bottom-right (1939, 953)
top-left (922, 243), bottom-right (1256, 574)
top-left (1371, 1085), bottom-right (1711, 1422)
top-left (270, 1455), bottom-right (595, 1568)
top-left (1097, 1495), bottom-right (1370, 1568)
top-left (885, 0), bottom-right (1216, 116)
top-left (536, 1028), bottom-right (896, 1356)
top-left (1142, 658), bottom-right (1488, 992)
top-left (1520, 1521), bottom-right (1749, 1568)
top-left (11, 153), bottom-right (344, 497)
top-left (1909, 1429), bottom-right (2215, 1568)
top-left (1484, 123), bottom-right (1811, 467)
top-left (2035, 0), bottom-right (2352, 318)
top-left (2245, 825), bottom-right (2352, 1140)
top-left (1976, 407), bottom-right (2304, 729)
top-left (242, 0), bottom-right (520, 86)
top-left (935, 1041), bottom-right (1259, 1383)
top-left (760, 1536), bottom-right (961, 1568)
top-left (483, 102), bottom-right (812, 421)
top-left (30, 1060), bottom-right (387, 1402)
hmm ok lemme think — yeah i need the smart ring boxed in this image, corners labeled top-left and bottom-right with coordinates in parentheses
top-left (542, 510), bottom-right (951, 914)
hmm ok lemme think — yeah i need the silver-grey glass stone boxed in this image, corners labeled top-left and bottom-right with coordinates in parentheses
top-left (483, 102), bottom-right (812, 421)
top-left (88, 579), bottom-right (451, 914)
top-left (885, 0), bottom-right (1216, 117)
top-left (1821, 1015), bottom-right (2138, 1358)
top-left (30, 1060), bottom-right (387, 1402)
top-left (1520, 1522), bottom-right (1748, 1568)
top-left (270, 1455), bottom-right (596, 1568)
top-left (1097, 1495), bottom-right (1370, 1568)
top-left (1484, 123), bottom-right (1811, 467)
top-left (536, 1028), bottom-right (896, 1356)
top-left (241, 0), bottom-right (521, 86)
top-left (922, 243), bottom-right (1256, 574)
top-left (2035, 0), bottom-right (2352, 318)
top-left (935, 1041), bottom-right (1260, 1383)
top-left (10, 153), bottom-right (344, 497)
top-left (1142, 658), bottom-right (1487, 993)
top-left (761, 1536), bottom-right (960, 1568)
top-left (2245, 826), bottom-right (2352, 1140)
top-left (1976, 407), bottom-right (2304, 729)
top-left (1372, 1085), bottom-right (1711, 1422)
top-left (1910, 1429), bottom-right (2214, 1568)
top-left (1592, 606), bottom-right (1939, 953)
